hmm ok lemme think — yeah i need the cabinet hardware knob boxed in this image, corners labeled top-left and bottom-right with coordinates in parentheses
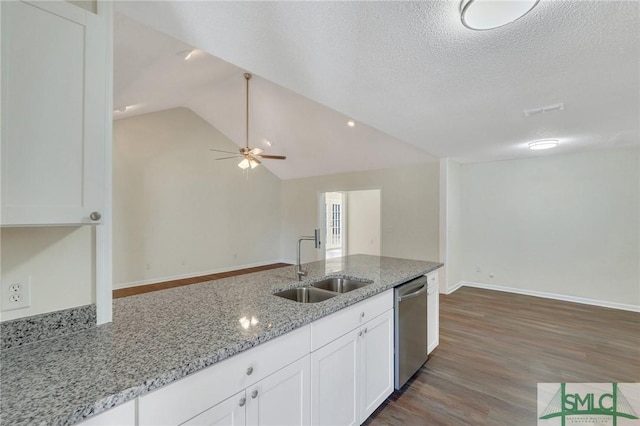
top-left (358, 331), bottom-right (363, 337)
top-left (239, 397), bottom-right (246, 407)
top-left (246, 366), bottom-right (253, 376)
top-left (360, 312), bottom-right (365, 318)
top-left (90, 212), bottom-right (101, 221)
top-left (251, 390), bottom-right (258, 399)
top-left (364, 328), bottom-right (368, 334)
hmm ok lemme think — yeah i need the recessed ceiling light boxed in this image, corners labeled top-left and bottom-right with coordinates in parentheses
top-left (460, 0), bottom-right (540, 30)
top-left (264, 139), bottom-right (272, 147)
top-left (347, 120), bottom-right (355, 127)
top-left (528, 140), bottom-right (558, 150)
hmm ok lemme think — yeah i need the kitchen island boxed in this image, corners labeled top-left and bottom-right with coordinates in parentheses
top-left (0, 255), bottom-right (441, 425)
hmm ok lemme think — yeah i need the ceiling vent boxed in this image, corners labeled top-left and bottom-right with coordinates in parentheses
top-left (524, 103), bottom-right (564, 117)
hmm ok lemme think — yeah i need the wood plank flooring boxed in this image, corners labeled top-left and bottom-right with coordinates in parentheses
top-left (365, 287), bottom-right (640, 425)
top-left (112, 263), bottom-right (291, 299)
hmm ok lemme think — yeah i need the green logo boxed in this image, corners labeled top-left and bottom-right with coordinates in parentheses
top-left (539, 383), bottom-right (639, 426)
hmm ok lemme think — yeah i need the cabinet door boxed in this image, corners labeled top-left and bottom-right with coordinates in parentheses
top-left (359, 309), bottom-right (394, 422)
top-left (1, 0), bottom-right (107, 226)
top-left (311, 329), bottom-right (359, 426)
top-left (181, 391), bottom-right (247, 426)
top-left (246, 355), bottom-right (311, 426)
top-left (427, 281), bottom-right (439, 354)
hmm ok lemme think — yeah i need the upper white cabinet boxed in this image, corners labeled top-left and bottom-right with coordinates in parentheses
top-left (1, 0), bottom-right (108, 226)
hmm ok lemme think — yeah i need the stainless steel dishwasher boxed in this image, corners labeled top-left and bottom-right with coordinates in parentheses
top-left (394, 275), bottom-right (429, 389)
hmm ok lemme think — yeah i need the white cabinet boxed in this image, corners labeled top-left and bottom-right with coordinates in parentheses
top-left (1, 0), bottom-right (108, 226)
top-left (182, 391), bottom-right (246, 426)
top-left (183, 390), bottom-right (247, 426)
top-left (359, 310), bottom-right (394, 421)
top-left (78, 400), bottom-right (136, 426)
top-left (139, 325), bottom-right (311, 426)
top-left (246, 356), bottom-right (311, 426)
top-left (427, 272), bottom-right (439, 354)
top-left (183, 356), bottom-right (310, 426)
top-left (311, 329), bottom-right (359, 426)
top-left (310, 290), bottom-right (394, 426)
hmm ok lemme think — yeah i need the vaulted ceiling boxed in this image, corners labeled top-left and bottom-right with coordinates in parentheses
top-left (114, 1), bottom-right (639, 179)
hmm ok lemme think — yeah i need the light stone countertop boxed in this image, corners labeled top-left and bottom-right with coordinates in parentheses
top-left (0, 255), bottom-right (442, 426)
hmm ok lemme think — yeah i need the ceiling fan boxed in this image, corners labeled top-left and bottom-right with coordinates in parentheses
top-left (210, 73), bottom-right (286, 170)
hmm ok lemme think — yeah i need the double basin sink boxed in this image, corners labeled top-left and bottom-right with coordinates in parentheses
top-left (274, 278), bottom-right (372, 303)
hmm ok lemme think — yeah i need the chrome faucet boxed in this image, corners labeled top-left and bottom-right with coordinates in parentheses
top-left (296, 229), bottom-right (321, 280)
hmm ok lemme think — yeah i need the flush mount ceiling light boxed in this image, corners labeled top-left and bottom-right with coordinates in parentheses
top-left (347, 120), bottom-right (355, 127)
top-left (460, 0), bottom-right (540, 30)
top-left (210, 73), bottom-right (287, 170)
top-left (528, 139), bottom-right (559, 150)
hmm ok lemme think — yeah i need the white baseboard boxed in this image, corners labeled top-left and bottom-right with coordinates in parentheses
top-left (113, 260), bottom-right (289, 290)
top-left (461, 281), bottom-right (640, 313)
top-left (446, 281), bottom-right (464, 294)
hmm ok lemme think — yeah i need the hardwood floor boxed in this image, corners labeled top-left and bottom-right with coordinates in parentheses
top-left (112, 263), bottom-right (291, 299)
top-left (365, 287), bottom-right (640, 425)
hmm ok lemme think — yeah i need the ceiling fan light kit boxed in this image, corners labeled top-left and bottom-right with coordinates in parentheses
top-left (460, 0), bottom-right (540, 30)
top-left (210, 72), bottom-right (287, 172)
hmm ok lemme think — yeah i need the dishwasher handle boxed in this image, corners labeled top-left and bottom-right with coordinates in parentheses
top-left (398, 283), bottom-right (428, 302)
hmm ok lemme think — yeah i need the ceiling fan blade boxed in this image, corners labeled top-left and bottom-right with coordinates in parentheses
top-left (214, 156), bottom-right (241, 160)
top-left (249, 147), bottom-right (264, 155)
top-left (257, 154), bottom-right (287, 160)
top-left (210, 149), bottom-right (240, 155)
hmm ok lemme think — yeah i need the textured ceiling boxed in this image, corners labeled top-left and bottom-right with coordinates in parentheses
top-left (115, 0), bottom-right (639, 175)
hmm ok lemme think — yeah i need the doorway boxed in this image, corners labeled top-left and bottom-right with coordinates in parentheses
top-left (321, 189), bottom-right (381, 260)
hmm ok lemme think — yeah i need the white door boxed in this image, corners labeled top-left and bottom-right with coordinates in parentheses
top-left (324, 192), bottom-right (345, 258)
top-left (246, 356), bottom-right (311, 426)
top-left (181, 391), bottom-right (247, 426)
top-left (1, 0), bottom-right (107, 225)
top-left (359, 310), bottom-right (394, 422)
top-left (311, 329), bottom-right (359, 426)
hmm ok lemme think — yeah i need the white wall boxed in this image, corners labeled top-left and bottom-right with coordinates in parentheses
top-left (458, 146), bottom-right (639, 308)
top-left (346, 190), bottom-right (381, 256)
top-left (0, 226), bottom-right (95, 321)
top-left (280, 162), bottom-right (440, 264)
top-left (113, 107), bottom-right (282, 288)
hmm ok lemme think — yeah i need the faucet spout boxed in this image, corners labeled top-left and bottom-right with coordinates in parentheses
top-left (296, 229), bottom-right (321, 280)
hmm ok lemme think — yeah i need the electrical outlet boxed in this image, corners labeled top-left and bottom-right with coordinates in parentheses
top-left (2, 276), bottom-right (31, 311)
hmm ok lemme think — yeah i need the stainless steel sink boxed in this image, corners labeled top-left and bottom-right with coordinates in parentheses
top-left (274, 287), bottom-right (337, 303)
top-left (310, 278), bottom-right (371, 293)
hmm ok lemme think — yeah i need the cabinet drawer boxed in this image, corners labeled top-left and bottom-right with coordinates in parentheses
top-left (139, 324), bottom-right (310, 426)
top-left (311, 290), bottom-right (392, 352)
